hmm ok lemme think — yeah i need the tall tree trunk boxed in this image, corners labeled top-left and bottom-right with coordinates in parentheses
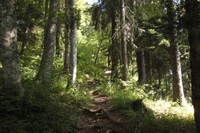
top-left (111, 8), bottom-right (118, 80)
top-left (0, 1), bottom-right (24, 97)
top-left (56, 24), bottom-right (61, 57)
top-left (166, 0), bottom-right (187, 106)
top-left (146, 50), bottom-right (153, 84)
top-left (121, 0), bottom-right (128, 81)
top-left (56, 0), bottom-right (61, 57)
top-left (171, 43), bottom-right (187, 105)
top-left (136, 49), bottom-right (146, 85)
top-left (67, 0), bottom-right (77, 88)
top-left (36, 0), bottom-right (59, 84)
top-left (64, 0), bottom-right (70, 73)
top-left (186, 0), bottom-right (200, 132)
top-left (146, 37), bottom-right (153, 84)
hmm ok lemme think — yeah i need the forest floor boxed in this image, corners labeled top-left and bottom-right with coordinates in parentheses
top-left (76, 89), bottom-right (129, 133)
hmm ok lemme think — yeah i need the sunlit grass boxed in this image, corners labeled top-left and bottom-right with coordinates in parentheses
top-left (145, 99), bottom-right (194, 120)
top-left (97, 81), bottom-right (195, 133)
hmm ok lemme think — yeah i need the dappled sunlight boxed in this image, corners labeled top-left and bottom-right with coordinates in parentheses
top-left (95, 81), bottom-right (195, 132)
top-left (145, 99), bottom-right (194, 120)
top-left (3, 28), bottom-right (17, 47)
top-left (1, 0), bottom-right (198, 132)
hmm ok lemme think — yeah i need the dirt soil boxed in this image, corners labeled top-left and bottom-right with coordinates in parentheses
top-left (76, 90), bottom-right (128, 133)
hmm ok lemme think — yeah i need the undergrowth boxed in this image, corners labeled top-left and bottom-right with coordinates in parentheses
top-left (96, 80), bottom-right (195, 133)
top-left (0, 56), bottom-right (91, 133)
top-left (0, 80), bottom-right (90, 133)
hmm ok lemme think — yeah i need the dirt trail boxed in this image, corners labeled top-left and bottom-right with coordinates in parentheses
top-left (76, 90), bottom-right (128, 133)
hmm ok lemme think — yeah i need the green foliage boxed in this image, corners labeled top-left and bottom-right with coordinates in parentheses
top-left (97, 80), bottom-right (147, 110)
top-left (0, 51), bottom-right (91, 133)
top-left (97, 81), bottom-right (195, 133)
top-left (0, 0), bottom-right (195, 132)
top-left (124, 100), bottom-right (194, 133)
top-left (0, 81), bottom-right (78, 133)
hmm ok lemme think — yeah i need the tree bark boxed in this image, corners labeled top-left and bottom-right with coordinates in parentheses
top-left (67, 0), bottom-right (77, 88)
top-left (121, 0), bottom-right (128, 81)
top-left (64, 0), bottom-right (70, 73)
top-left (166, 0), bottom-right (187, 106)
top-left (136, 49), bottom-right (146, 85)
top-left (36, 0), bottom-right (59, 84)
top-left (111, 7), bottom-right (118, 80)
top-left (0, 0), bottom-right (24, 97)
top-left (186, 0), bottom-right (200, 132)
top-left (56, 0), bottom-right (61, 57)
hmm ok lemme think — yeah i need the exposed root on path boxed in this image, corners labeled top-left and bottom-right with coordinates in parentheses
top-left (76, 90), bottom-right (128, 133)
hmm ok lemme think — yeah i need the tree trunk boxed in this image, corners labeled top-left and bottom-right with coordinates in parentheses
top-left (136, 49), bottom-right (146, 85)
top-left (166, 0), bottom-right (187, 106)
top-left (67, 0), bottom-right (77, 88)
top-left (36, 0), bottom-right (59, 84)
top-left (186, 1), bottom-right (200, 132)
top-left (146, 37), bottom-right (153, 84)
top-left (111, 8), bottom-right (118, 80)
top-left (56, 0), bottom-right (61, 57)
top-left (56, 24), bottom-right (61, 57)
top-left (171, 43), bottom-right (187, 105)
top-left (64, 0), bottom-right (70, 73)
top-left (0, 1), bottom-right (24, 97)
top-left (121, 0), bottom-right (128, 81)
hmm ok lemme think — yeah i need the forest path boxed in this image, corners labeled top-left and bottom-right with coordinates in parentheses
top-left (76, 89), bottom-right (128, 133)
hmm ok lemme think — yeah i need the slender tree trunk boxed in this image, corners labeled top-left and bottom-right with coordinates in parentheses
top-left (111, 8), bottom-right (118, 80)
top-left (56, 0), bottom-right (61, 57)
top-left (0, 1), bottom-right (24, 97)
top-left (43, 0), bottom-right (49, 43)
top-left (141, 49), bottom-right (146, 84)
top-left (186, 1), bottom-right (200, 132)
top-left (36, 0), bottom-right (59, 84)
top-left (166, 0), bottom-right (187, 106)
top-left (136, 49), bottom-right (146, 85)
top-left (121, 0), bottom-right (128, 81)
top-left (64, 0), bottom-right (70, 73)
top-left (64, 29), bottom-right (70, 73)
top-left (64, 28), bottom-right (70, 73)
top-left (148, 50), bottom-right (153, 84)
top-left (146, 37), bottom-right (153, 84)
top-left (67, 0), bottom-right (77, 88)
top-left (56, 24), bottom-right (60, 57)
